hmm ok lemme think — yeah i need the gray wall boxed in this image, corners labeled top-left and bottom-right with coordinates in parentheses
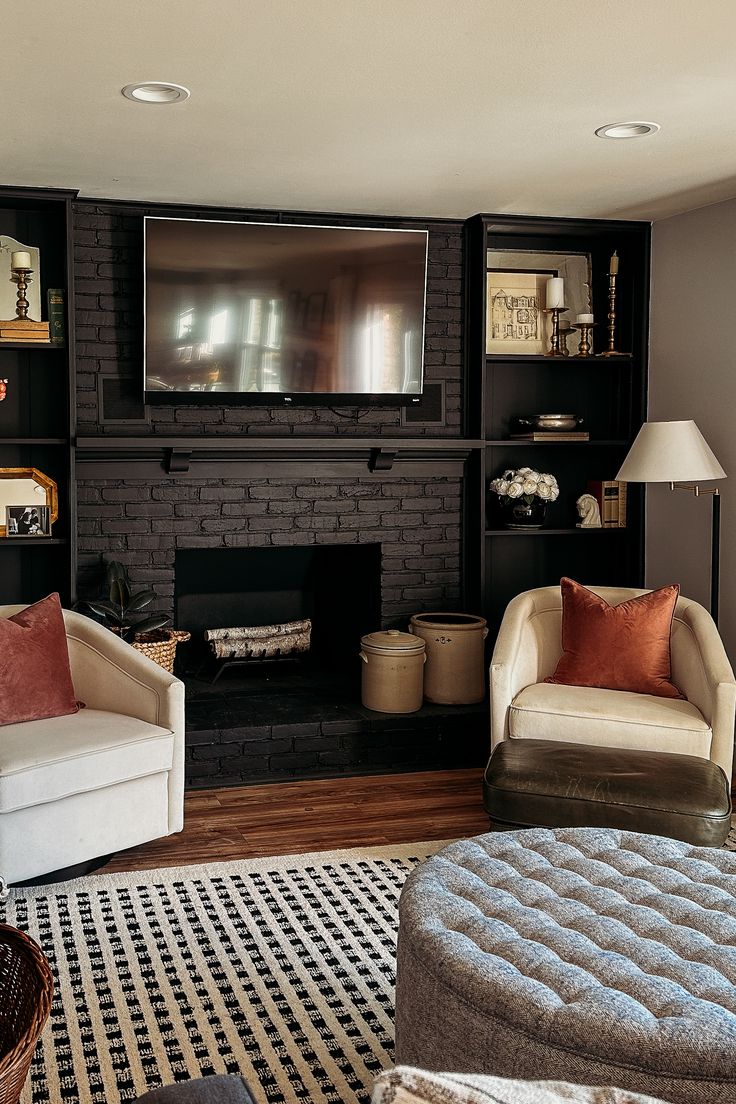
top-left (648, 197), bottom-right (736, 659)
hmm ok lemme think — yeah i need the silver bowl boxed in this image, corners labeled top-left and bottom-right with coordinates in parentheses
top-left (517, 413), bottom-right (582, 431)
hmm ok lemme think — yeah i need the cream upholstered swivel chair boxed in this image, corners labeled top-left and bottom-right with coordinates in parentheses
top-left (490, 585), bottom-right (736, 779)
top-left (0, 605), bottom-right (185, 885)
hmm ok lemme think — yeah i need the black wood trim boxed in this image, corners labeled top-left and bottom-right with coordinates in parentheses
top-left (76, 435), bottom-right (482, 452)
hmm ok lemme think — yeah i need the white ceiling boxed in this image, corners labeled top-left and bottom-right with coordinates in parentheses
top-left (4, 0), bottom-right (736, 222)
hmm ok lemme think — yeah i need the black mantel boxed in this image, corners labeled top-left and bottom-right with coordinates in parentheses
top-left (74, 435), bottom-right (480, 478)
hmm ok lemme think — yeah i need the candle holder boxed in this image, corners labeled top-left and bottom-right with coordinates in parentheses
top-left (12, 267), bottom-right (32, 321)
top-left (558, 324), bottom-right (576, 357)
top-left (575, 322), bottom-right (595, 357)
top-left (597, 264), bottom-right (629, 357)
top-left (0, 263), bottom-right (50, 342)
top-left (543, 307), bottom-right (568, 357)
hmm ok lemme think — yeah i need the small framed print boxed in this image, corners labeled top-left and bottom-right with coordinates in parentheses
top-left (486, 269), bottom-right (553, 355)
top-left (5, 504), bottom-right (51, 537)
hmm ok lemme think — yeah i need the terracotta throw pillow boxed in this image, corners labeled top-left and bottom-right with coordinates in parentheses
top-left (0, 593), bottom-right (80, 726)
top-left (545, 578), bottom-right (683, 698)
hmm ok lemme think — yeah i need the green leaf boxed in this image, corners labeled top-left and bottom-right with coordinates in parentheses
top-left (127, 589), bottom-right (157, 612)
top-left (84, 600), bottom-right (124, 624)
top-left (109, 576), bottom-right (131, 610)
top-left (133, 612), bottom-right (171, 636)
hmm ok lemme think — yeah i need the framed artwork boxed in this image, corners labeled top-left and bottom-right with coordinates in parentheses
top-left (486, 269), bottom-right (553, 355)
top-left (486, 251), bottom-right (592, 355)
top-left (6, 504), bottom-right (51, 537)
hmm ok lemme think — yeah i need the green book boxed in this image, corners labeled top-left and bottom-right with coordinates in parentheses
top-left (47, 288), bottom-right (65, 345)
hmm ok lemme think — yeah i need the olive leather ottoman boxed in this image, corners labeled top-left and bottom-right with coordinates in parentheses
top-left (483, 739), bottom-right (732, 846)
top-left (394, 828), bottom-right (736, 1104)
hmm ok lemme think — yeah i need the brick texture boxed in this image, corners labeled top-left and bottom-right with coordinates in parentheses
top-left (77, 475), bottom-right (462, 623)
top-left (72, 202), bottom-right (464, 436)
top-left (183, 713), bottom-right (487, 789)
top-left (76, 473), bottom-right (475, 785)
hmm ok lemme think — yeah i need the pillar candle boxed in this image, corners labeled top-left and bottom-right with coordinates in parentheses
top-left (577, 313), bottom-right (594, 324)
top-left (11, 251), bottom-right (32, 270)
top-left (609, 252), bottom-right (619, 275)
top-left (546, 277), bottom-right (565, 309)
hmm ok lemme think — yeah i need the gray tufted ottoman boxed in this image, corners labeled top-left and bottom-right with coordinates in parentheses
top-left (395, 829), bottom-right (736, 1104)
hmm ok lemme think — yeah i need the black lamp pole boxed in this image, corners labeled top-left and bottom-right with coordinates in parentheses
top-left (711, 490), bottom-right (721, 625)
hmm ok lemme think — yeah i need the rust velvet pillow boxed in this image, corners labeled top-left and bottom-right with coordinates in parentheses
top-left (0, 593), bottom-right (80, 726)
top-left (545, 577), bottom-right (683, 698)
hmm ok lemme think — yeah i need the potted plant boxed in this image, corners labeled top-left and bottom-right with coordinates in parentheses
top-left (489, 467), bottom-right (559, 529)
top-left (82, 561), bottom-right (189, 672)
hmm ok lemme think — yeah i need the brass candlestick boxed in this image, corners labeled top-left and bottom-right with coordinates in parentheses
top-left (575, 322), bottom-right (595, 357)
top-left (11, 268), bottom-right (32, 320)
top-left (0, 261), bottom-right (50, 341)
top-left (543, 307), bottom-right (567, 356)
top-left (558, 324), bottom-right (576, 357)
top-left (598, 251), bottom-right (629, 357)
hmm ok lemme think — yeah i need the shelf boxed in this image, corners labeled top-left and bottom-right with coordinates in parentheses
top-left (485, 527), bottom-right (627, 537)
top-left (0, 437), bottom-right (69, 445)
top-left (485, 439), bottom-right (628, 447)
top-left (0, 341), bottom-right (62, 350)
top-left (0, 537), bottom-right (68, 546)
top-left (486, 354), bottom-right (632, 364)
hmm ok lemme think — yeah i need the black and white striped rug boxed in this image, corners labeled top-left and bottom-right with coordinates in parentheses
top-left (3, 842), bottom-right (449, 1104)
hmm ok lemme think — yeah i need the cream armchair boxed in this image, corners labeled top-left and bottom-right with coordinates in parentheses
top-left (490, 586), bottom-right (736, 779)
top-left (0, 605), bottom-right (185, 885)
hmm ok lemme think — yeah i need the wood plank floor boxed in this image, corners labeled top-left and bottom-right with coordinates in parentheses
top-left (101, 769), bottom-right (489, 873)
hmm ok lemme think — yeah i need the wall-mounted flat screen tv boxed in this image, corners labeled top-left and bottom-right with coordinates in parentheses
top-left (143, 217), bottom-right (428, 404)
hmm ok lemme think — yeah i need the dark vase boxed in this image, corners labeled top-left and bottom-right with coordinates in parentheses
top-left (500, 497), bottom-right (548, 530)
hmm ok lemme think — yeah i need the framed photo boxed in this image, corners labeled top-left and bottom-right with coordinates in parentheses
top-left (486, 250), bottom-right (592, 355)
top-left (5, 504), bottom-right (51, 537)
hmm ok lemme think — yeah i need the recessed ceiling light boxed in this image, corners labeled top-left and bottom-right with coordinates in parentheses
top-left (595, 121), bottom-right (660, 139)
top-left (122, 82), bottom-right (190, 104)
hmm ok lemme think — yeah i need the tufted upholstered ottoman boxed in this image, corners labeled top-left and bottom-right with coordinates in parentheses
top-left (395, 828), bottom-right (736, 1104)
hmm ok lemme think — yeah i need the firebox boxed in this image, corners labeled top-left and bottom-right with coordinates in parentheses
top-left (174, 544), bottom-right (381, 676)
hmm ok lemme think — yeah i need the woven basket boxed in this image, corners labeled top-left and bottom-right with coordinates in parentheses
top-left (0, 925), bottom-right (53, 1104)
top-left (132, 629), bottom-right (191, 674)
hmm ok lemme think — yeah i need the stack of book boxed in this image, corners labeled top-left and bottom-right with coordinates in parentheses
top-left (0, 318), bottom-right (50, 342)
top-left (587, 480), bottom-right (627, 527)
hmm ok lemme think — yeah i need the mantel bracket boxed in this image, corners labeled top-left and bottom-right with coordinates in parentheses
top-left (165, 448), bottom-right (193, 474)
top-left (368, 448), bottom-right (397, 473)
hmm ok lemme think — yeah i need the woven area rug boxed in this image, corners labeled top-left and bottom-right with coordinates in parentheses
top-left (2, 841), bottom-right (450, 1104)
top-left (4, 828), bottom-right (735, 1104)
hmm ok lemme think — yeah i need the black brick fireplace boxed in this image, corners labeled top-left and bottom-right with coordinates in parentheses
top-left (72, 198), bottom-right (487, 788)
top-left (76, 470), bottom-right (486, 787)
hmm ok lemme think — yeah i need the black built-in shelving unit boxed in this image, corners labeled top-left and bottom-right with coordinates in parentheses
top-left (0, 186), bottom-right (77, 605)
top-left (463, 213), bottom-right (650, 635)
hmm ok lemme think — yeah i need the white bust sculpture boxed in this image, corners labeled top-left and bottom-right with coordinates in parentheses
top-left (576, 493), bottom-right (602, 528)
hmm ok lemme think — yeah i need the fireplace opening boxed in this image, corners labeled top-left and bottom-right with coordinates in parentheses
top-left (175, 544), bottom-right (382, 680)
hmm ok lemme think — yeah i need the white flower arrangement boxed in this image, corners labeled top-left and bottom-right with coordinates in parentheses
top-left (489, 467), bottom-right (560, 505)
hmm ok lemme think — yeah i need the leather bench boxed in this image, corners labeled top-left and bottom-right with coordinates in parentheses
top-left (482, 738), bottom-right (732, 846)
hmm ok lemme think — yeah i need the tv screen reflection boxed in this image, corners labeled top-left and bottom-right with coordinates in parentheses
top-left (144, 218), bottom-right (428, 399)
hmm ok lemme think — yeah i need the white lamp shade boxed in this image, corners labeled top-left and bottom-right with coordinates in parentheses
top-left (616, 420), bottom-right (726, 483)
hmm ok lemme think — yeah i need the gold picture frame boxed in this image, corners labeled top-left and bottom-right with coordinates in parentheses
top-left (0, 468), bottom-right (58, 537)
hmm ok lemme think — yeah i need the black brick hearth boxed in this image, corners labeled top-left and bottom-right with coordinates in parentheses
top-left (183, 666), bottom-right (486, 789)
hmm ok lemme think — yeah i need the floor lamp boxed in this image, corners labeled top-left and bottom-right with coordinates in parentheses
top-left (616, 420), bottom-right (726, 623)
